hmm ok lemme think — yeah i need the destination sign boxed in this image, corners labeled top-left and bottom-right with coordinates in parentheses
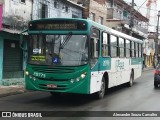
top-left (29, 20), bottom-right (87, 30)
top-left (36, 23), bottom-right (77, 30)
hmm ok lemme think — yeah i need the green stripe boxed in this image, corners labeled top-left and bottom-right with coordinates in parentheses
top-left (131, 58), bottom-right (143, 65)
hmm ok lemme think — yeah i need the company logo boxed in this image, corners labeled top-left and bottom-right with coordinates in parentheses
top-left (115, 60), bottom-right (124, 70)
top-left (2, 112), bottom-right (11, 117)
top-left (1, 112), bottom-right (42, 118)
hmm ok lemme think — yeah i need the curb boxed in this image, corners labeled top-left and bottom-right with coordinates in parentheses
top-left (0, 87), bottom-right (27, 98)
top-left (142, 67), bottom-right (154, 72)
top-left (0, 90), bottom-right (26, 98)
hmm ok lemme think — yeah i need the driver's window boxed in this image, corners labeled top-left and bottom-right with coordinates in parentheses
top-left (90, 28), bottom-right (100, 68)
top-left (91, 28), bottom-right (100, 58)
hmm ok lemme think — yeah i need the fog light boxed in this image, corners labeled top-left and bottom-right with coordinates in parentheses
top-left (76, 77), bottom-right (80, 82)
top-left (29, 75), bottom-right (32, 79)
top-left (33, 77), bottom-right (36, 81)
top-left (70, 79), bottom-right (74, 83)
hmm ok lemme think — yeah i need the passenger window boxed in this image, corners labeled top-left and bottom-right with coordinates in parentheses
top-left (102, 32), bottom-right (109, 57)
top-left (110, 35), bottom-right (118, 57)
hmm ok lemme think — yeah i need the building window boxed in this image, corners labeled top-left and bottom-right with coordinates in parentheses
top-left (21, 0), bottom-right (25, 3)
top-left (54, 1), bottom-right (59, 8)
top-left (41, 4), bottom-right (48, 18)
top-left (62, 5), bottom-right (70, 13)
top-left (99, 16), bottom-right (103, 25)
top-left (72, 14), bottom-right (78, 18)
top-left (90, 13), bottom-right (95, 21)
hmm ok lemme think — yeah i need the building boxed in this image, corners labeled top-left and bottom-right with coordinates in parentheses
top-left (106, 0), bottom-right (148, 40)
top-left (71, 0), bottom-right (148, 40)
top-left (0, 0), bottom-right (85, 85)
top-left (0, 0), bottom-right (32, 84)
top-left (32, 0), bottom-right (84, 20)
top-left (71, 0), bottom-right (107, 25)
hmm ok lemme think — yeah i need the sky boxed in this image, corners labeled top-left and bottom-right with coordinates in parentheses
top-left (124, 0), bottom-right (160, 32)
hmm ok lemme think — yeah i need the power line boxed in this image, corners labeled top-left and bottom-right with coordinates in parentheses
top-left (124, 0), bottom-right (158, 11)
top-left (133, 0), bottom-right (148, 15)
top-left (135, 5), bottom-right (159, 12)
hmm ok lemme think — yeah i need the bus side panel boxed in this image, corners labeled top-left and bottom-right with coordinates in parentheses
top-left (131, 58), bottom-right (143, 79)
top-left (108, 58), bottom-right (131, 88)
top-left (90, 58), bottom-right (111, 94)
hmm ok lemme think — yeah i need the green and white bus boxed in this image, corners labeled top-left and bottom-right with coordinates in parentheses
top-left (21, 18), bottom-right (143, 99)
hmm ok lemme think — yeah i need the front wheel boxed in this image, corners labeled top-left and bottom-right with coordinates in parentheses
top-left (94, 77), bottom-right (105, 99)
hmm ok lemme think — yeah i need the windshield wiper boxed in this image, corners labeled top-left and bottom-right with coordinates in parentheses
top-left (60, 32), bottom-right (72, 49)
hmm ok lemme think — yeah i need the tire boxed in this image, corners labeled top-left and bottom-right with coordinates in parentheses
top-left (127, 71), bottom-right (133, 87)
top-left (154, 82), bottom-right (158, 88)
top-left (95, 77), bottom-right (105, 99)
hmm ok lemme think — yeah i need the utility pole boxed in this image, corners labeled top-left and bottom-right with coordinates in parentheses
top-left (130, 0), bottom-right (134, 36)
top-left (156, 11), bottom-right (160, 43)
top-left (156, 11), bottom-right (160, 63)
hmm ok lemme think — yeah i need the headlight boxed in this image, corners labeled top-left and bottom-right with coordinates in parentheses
top-left (81, 72), bottom-right (87, 79)
top-left (25, 71), bottom-right (29, 75)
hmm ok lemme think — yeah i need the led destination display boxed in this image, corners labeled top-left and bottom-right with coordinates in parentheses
top-left (29, 20), bottom-right (87, 30)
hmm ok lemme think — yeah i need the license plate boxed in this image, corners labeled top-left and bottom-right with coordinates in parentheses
top-left (47, 84), bottom-right (57, 88)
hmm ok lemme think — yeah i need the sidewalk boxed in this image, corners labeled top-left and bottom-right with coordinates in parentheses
top-left (0, 67), bottom-right (155, 98)
top-left (142, 66), bottom-right (154, 72)
top-left (0, 85), bottom-right (26, 98)
top-left (0, 78), bottom-right (26, 98)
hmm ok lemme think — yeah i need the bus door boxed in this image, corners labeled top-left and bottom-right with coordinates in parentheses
top-left (90, 36), bottom-right (102, 93)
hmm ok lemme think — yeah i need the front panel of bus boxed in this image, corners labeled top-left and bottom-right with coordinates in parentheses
top-left (25, 19), bottom-right (92, 94)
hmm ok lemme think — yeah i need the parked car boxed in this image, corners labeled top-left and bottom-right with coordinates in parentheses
top-left (154, 64), bottom-right (160, 88)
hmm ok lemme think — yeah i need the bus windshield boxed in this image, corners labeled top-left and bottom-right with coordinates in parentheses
top-left (28, 34), bottom-right (88, 66)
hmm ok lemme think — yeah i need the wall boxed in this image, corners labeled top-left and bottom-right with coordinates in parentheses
top-left (0, 5), bottom-right (2, 30)
top-left (3, 0), bottom-right (32, 20)
top-left (89, 0), bottom-right (107, 25)
top-left (32, 0), bottom-right (83, 20)
top-left (106, 20), bottom-right (121, 28)
top-left (0, 37), bottom-right (3, 81)
top-left (3, 0), bottom-right (32, 30)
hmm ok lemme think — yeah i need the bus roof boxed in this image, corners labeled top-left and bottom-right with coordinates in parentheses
top-left (86, 19), bottom-right (143, 44)
top-left (29, 18), bottom-right (143, 44)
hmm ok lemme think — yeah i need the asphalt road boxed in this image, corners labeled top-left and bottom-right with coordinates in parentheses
top-left (0, 70), bottom-right (160, 120)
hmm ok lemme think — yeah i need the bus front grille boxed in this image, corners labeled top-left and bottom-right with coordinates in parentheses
top-left (37, 77), bottom-right (70, 82)
top-left (32, 67), bottom-right (75, 73)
